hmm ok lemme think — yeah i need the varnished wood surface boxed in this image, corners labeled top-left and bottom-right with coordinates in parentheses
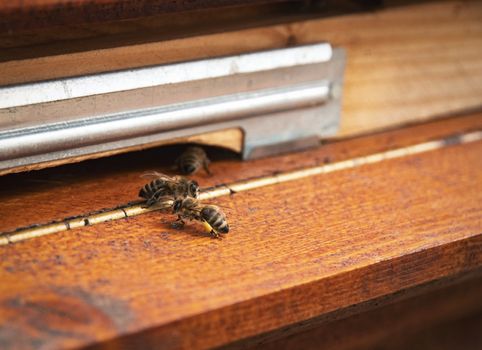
top-left (1, 113), bottom-right (481, 233)
top-left (0, 0), bottom-right (292, 32)
top-left (241, 275), bottom-right (482, 350)
top-left (0, 117), bottom-right (481, 348)
top-left (1, 2), bottom-right (481, 140)
top-left (0, 1), bottom-right (421, 36)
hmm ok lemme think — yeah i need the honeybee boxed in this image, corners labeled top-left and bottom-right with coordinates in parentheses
top-left (139, 172), bottom-right (199, 206)
top-left (172, 197), bottom-right (229, 238)
top-left (176, 146), bottom-right (212, 175)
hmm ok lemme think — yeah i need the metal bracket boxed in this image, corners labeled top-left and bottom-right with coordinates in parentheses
top-left (0, 43), bottom-right (345, 172)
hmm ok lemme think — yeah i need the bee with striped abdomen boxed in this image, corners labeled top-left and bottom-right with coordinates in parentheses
top-left (139, 172), bottom-right (199, 206)
top-left (176, 146), bottom-right (212, 175)
top-left (172, 197), bottom-right (229, 238)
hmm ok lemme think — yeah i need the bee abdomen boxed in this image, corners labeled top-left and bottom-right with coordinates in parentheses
top-left (139, 183), bottom-right (151, 199)
top-left (201, 206), bottom-right (229, 234)
top-left (177, 147), bottom-right (206, 175)
top-left (139, 179), bottom-right (165, 199)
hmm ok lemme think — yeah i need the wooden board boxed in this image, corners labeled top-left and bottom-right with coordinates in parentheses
top-left (0, 0), bottom-right (291, 31)
top-left (1, 1), bottom-right (481, 138)
top-left (0, 2), bottom-right (301, 51)
top-left (0, 1), bottom-right (424, 47)
top-left (0, 114), bottom-right (481, 349)
top-left (1, 112), bottom-right (481, 233)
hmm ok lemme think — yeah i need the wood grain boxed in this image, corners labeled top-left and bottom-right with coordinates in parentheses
top-left (1, 113), bottom-right (481, 233)
top-left (0, 0), bottom-right (292, 32)
top-left (1, 1), bottom-right (481, 139)
top-left (0, 130), bottom-right (481, 349)
top-left (0, 1), bottom-right (417, 39)
top-left (4, 129), bottom-right (481, 246)
top-left (0, 2), bottom-right (307, 56)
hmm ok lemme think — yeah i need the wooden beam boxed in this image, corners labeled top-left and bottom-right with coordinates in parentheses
top-left (0, 0), bottom-right (292, 31)
top-left (0, 112), bottom-right (481, 349)
top-left (1, 112), bottom-right (481, 233)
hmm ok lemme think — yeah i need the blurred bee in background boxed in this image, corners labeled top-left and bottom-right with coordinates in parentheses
top-left (171, 197), bottom-right (229, 238)
top-left (176, 146), bottom-right (212, 176)
top-left (139, 172), bottom-right (199, 206)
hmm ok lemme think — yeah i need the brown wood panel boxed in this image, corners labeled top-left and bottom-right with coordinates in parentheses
top-left (1, 113), bottom-right (481, 233)
top-left (1, 1), bottom-right (481, 139)
top-left (0, 1), bottom-right (423, 37)
top-left (239, 276), bottom-right (482, 350)
top-left (0, 3), bottom-right (301, 51)
top-left (0, 133), bottom-right (481, 349)
top-left (0, 0), bottom-right (292, 32)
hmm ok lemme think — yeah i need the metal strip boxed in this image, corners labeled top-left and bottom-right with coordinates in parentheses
top-left (0, 43), bottom-right (345, 172)
top-left (0, 81), bottom-right (330, 161)
top-left (0, 43), bottom-right (332, 109)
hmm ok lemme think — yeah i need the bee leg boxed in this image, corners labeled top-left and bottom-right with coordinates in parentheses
top-left (147, 186), bottom-right (171, 207)
top-left (203, 158), bottom-right (212, 176)
top-left (143, 192), bottom-right (161, 207)
top-left (210, 229), bottom-right (221, 239)
top-left (172, 215), bottom-right (186, 229)
top-left (174, 156), bottom-right (181, 171)
top-left (144, 197), bottom-right (156, 207)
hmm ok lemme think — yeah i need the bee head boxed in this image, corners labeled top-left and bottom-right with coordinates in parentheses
top-left (189, 181), bottom-right (200, 198)
top-left (218, 224), bottom-right (229, 234)
top-left (172, 199), bottom-right (183, 213)
top-left (181, 163), bottom-right (196, 175)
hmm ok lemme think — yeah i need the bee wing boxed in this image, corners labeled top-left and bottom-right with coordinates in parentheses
top-left (201, 203), bottom-right (231, 212)
top-left (140, 171), bottom-right (174, 181)
top-left (148, 196), bottom-right (175, 209)
top-left (158, 196), bottom-right (175, 203)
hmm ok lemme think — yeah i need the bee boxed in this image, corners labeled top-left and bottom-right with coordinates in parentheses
top-left (176, 146), bottom-right (212, 175)
top-left (172, 197), bottom-right (229, 238)
top-left (139, 172), bottom-right (199, 206)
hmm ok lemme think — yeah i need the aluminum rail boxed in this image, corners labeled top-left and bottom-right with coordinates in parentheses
top-left (0, 43), bottom-right (345, 172)
top-left (0, 81), bottom-right (330, 160)
top-left (0, 43), bottom-right (332, 109)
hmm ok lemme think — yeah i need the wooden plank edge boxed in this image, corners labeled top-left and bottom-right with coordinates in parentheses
top-left (85, 237), bottom-right (482, 349)
top-left (232, 271), bottom-right (482, 350)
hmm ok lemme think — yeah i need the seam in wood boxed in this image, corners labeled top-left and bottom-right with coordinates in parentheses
top-left (1, 130), bottom-right (480, 246)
